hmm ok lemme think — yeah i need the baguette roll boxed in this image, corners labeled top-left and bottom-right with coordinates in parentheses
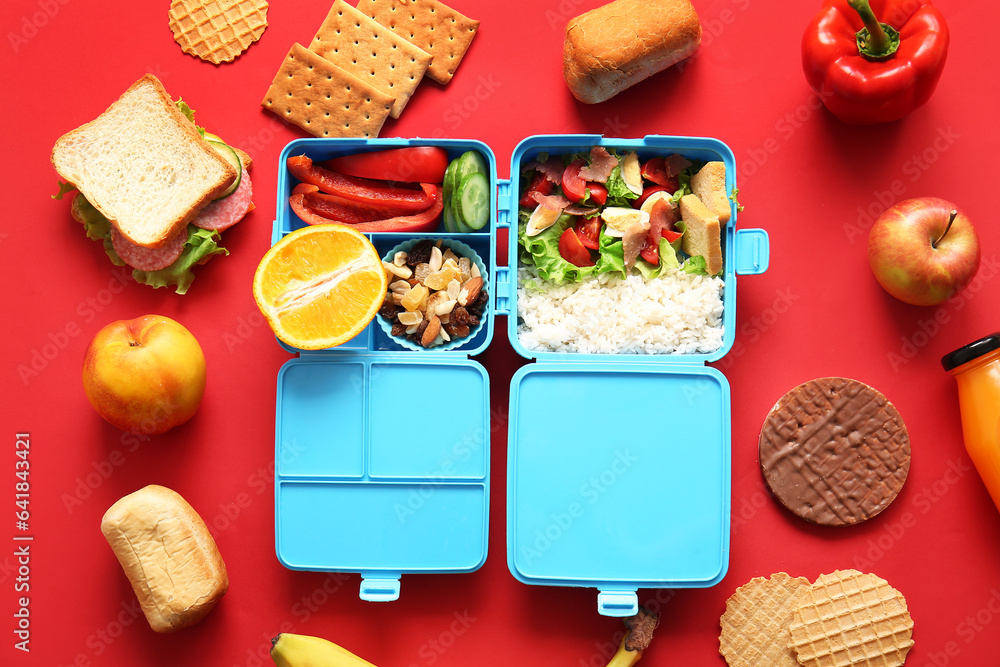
top-left (101, 485), bottom-right (228, 633)
top-left (563, 0), bottom-right (702, 104)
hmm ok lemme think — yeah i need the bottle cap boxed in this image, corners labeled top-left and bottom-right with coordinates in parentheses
top-left (941, 332), bottom-right (1000, 372)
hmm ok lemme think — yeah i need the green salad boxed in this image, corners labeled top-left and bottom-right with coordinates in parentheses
top-left (517, 146), bottom-right (728, 285)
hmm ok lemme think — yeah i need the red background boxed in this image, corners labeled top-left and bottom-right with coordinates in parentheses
top-left (3, 1), bottom-right (999, 665)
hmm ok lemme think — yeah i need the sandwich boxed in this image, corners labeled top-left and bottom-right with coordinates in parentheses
top-left (51, 74), bottom-right (253, 294)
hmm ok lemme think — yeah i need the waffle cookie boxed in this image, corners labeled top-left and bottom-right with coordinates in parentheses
top-left (720, 573), bottom-right (810, 667)
top-left (789, 569), bottom-right (914, 667)
top-left (758, 377), bottom-right (911, 526)
top-left (168, 0), bottom-right (269, 65)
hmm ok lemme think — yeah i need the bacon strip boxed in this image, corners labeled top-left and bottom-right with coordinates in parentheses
top-left (579, 146), bottom-right (617, 183)
top-left (523, 155), bottom-right (564, 183)
top-left (530, 191), bottom-right (571, 211)
top-left (665, 153), bottom-right (693, 177)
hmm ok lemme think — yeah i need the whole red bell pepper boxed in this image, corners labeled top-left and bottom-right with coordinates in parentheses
top-left (802, 0), bottom-right (949, 124)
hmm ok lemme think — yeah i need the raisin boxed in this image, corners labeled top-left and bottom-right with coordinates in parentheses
top-left (452, 305), bottom-right (471, 326)
top-left (391, 322), bottom-right (406, 337)
top-left (415, 319), bottom-right (429, 339)
top-left (378, 298), bottom-right (398, 319)
top-left (468, 315), bottom-right (480, 326)
top-left (406, 240), bottom-right (434, 266)
top-left (473, 290), bottom-right (489, 308)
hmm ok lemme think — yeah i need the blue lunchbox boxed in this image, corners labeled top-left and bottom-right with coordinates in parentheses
top-left (269, 134), bottom-right (769, 613)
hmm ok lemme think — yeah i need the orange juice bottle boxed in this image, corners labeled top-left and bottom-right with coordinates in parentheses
top-left (942, 333), bottom-right (1000, 511)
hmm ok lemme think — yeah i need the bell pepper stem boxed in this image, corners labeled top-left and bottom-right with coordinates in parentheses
top-left (848, 0), bottom-right (900, 60)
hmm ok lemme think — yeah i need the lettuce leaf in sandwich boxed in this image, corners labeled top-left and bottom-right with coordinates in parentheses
top-left (70, 192), bottom-right (226, 294)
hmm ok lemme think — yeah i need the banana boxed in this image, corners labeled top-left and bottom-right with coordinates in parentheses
top-left (602, 607), bottom-right (659, 667)
top-left (270, 633), bottom-right (378, 667)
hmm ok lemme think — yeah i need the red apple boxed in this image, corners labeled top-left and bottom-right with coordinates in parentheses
top-left (868, 197), bottom-right (980, 306)
top-left (82, 315), bottom-right (206, 435)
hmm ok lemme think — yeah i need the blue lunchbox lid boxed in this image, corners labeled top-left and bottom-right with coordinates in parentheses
top-left (270, 138), bottom-right (500, 601)
top-left (506, 362), bottom-right (731, 616)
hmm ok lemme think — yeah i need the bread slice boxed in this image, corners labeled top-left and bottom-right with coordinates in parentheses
top-left (51, 74), bottom-right (236, 248)
top-left (679, 194), bottom-right (722, 275)
top-left (690, 161), bottom-right (730, 223)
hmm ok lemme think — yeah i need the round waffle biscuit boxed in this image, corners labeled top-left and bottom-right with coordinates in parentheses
top-left (169, 0), bottom-right (268, 65)
top-left (789, 569), bottom-right (914, 667)
top-left (759, 377), bottom-right (910, 526)
top-left (719, 572), bottom-right (810, 667)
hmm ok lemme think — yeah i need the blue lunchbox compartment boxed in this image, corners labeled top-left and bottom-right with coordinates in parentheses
top-left (268, 134), bottom-right (770, 612)
top-left (501, 135), bottom-right (769, 616)
top-left (270, 138), bottom-right (499, 601)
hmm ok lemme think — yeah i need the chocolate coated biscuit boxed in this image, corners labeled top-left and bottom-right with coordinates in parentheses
top-left (759, 377), bottom-right (910, 526)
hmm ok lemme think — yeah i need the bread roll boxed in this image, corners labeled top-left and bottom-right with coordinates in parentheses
top-left (101, 485), bottom-right (228, 633)
top-left (563, 0), bottom-right (702, 104)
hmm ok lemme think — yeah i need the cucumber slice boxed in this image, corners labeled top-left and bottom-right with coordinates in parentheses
top-left (206, 139), bottom-right (242, 199)
top-left (442, 159), bottom-right (459, 232)
top-left (455, 171), bottom-right (490, 230)
top-left (456, 150), bottom-right (488, 178)
top-left (443, 193), bottom-right (459, 233)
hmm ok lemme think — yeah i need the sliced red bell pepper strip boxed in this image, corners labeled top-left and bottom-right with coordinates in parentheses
top-left (319, 146), bottom-right (449, 183)
top-left (291, 185), bottom-right (443, 233)
top-left (291, 183), bottom-right (414, 223)
top-left (287, 155), bottom-right (436, 211)
top-left (349, 185), bottom-right (443, 232)
top-left (802, 0), bottom-right (949, 125)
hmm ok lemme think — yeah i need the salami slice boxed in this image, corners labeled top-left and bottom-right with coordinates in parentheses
top-left (192, 171), bottom-right (253, 232)
top-left (111, 225), bottom-right (187, 271)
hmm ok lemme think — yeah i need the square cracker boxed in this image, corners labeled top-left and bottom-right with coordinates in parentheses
top-left (261, 42), bottom-right (395, 138)
top-left (310, 0), bottom-right (432, 119)
top-left (356, 0), bottom-right (479, 84)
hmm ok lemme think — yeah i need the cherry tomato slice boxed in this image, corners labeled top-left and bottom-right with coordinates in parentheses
top-left (575, 217), bottom-right (601, 250)
top-left (320, 146), bottom-right (449, 183)
top-left (586, 182), bottom-right (608, 206)
top-left (561, 158), bottom-right (588, 203)
top-left (640, 157), bottom-right (680, 191)
top-left (558, 228), bottom-right (595, 267)
top-left (519, 171), bottom-right (555, 207)
top-left (639, 243), bottom-right (659, 265)
top-left (632, 184), bottom-right (673, 209)
top-left (639, 198), bottom-right (683, 265)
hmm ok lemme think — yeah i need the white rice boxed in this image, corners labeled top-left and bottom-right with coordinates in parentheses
top-left (517, 265), bottom-right (725, 355)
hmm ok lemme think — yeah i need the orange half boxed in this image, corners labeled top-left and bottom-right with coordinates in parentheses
top-left (252, 224), bottom-right (387, 350)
